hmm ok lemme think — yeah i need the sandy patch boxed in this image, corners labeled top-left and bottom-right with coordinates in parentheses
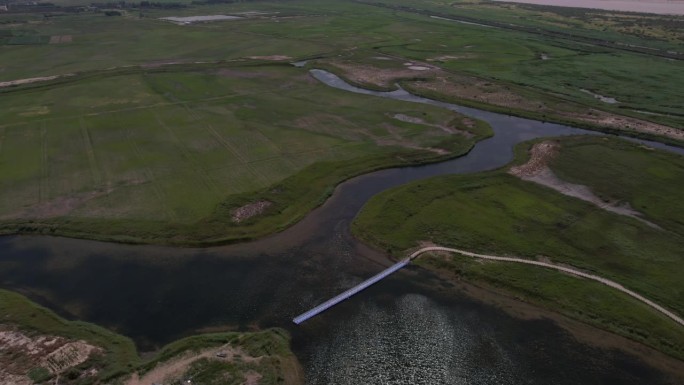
top-left (232, 200), bottom-right (272, 223)
top-left (509, 141), bottom-right (658, 227)
top-left (323, 61), bottom-right (438, 89)
top-left (124, 344), bottom-right (261, 385)
top-left (0, 327), bottom-right (102, 383)
top-left (0, 75), bottom-right (73, 88)
top-left (160, 15), bottom-right (242, 24)
top-left (566, 110), bottom-right (684, 142)
top-left (244, 370), bottom-right (263, 385)
top-left (43, 341), bottom-right (99, 374)
top-left (248, 55), bottom-right (292, 61)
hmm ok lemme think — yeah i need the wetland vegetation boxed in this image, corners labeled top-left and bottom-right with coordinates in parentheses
top-left (1, 0), bottom-right (684, 382)
top-left (1, 0), bottom-right (682, 245)
top-left (354, 136), bottom-right (684, 360)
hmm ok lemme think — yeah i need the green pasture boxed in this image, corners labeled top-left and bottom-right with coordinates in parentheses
top-left (1, 0), bottom-right (683, 128)
top-left (0, 64), bottom-right (488, 244)
top-left (353, 136), bottom-right (684, 359)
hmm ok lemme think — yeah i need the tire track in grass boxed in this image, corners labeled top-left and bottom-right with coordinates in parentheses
top-left (250, 126), bottom-right (299, 171)
top-left (119, 118), bottom-right (178, 222)
top-left (152, 110), bottom-right (221, 198)
top-left (39, 121), bottom-right (49, 204)
top-left (205, 123), bottom-right (271, 187)
top-left (184, 104), bottom-right (271, 188)
top-left (79, 118), bottom-right (103, 186)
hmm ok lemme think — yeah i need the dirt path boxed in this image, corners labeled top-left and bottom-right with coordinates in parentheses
top-left (410, 246), bottom-right (684, 327)
top-left (124, 344), bottom-right (260, 385)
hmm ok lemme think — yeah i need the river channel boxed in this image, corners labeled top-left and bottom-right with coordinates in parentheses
top-left (1, 69), bottom-right (683, 384)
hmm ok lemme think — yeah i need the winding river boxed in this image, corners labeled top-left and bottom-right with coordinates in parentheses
top-left (1, 70), bottom-right (683, 384)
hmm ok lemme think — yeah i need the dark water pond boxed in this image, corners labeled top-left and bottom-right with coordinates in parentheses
top-left (1, 70), bottom-right (682, 384)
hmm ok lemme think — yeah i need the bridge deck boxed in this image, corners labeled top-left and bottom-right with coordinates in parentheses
top-left (293, 258), bottom-right (410, 324)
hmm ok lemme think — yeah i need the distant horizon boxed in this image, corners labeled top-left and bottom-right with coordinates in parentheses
top-left (493, 0), bottom-right (684, 15)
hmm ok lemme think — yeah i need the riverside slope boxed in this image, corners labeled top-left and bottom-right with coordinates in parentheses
top-left (411, 246), bottom-right (684, 328)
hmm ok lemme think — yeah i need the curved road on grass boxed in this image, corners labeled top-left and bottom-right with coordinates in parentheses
top-left (410, 246), bottom-right (684, 327)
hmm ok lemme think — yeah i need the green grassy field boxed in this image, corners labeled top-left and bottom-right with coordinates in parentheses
top-left (0, 289), bottom-right (300, 385)
top-left (0, 1), bottom-right (682, 240)
top-left (0, 62), bottom-right (490, 244)
top-left (1, 0), bottom-right (683, 129)
top-left (353, 136), bottom-right (684, 359)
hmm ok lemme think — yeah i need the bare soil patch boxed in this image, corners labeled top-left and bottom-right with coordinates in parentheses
top-left (427, 54), bottom-right (475, 62)
top-left (124, 344), bottom-right (261, 385)
top-left (244, 370), bottom-right (263, 385)
top-left (0, 326), bottom-right (102, 383)
top-left (232, 200), bottom-right (273, 223)
top-left (509, 141), bottom-right (658, 227)
top-left (323, 61), bottom-right (439, 88)
top-left (0, 75), bottom-right (73, 88)
top-left (409, 75), bottom-right (684, 142)
top-left (247, 55), bottom-right (292, 61)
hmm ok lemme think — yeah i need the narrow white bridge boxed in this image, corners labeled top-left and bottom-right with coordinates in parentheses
top-left (293, 258), bottom-right (411, 324)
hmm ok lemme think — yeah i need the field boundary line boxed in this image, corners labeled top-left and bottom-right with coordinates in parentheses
top-left (39, 122), bottom-right (49, 204)
top-left (152, 111), bottom-right (221, 197)
top-left (411, 246), bottom-right (684, 327)
top-left (79, 118), bottom-right (103, 186)
top-left (204, 122), bottom-right (271, 187)
top-left (121, 120), bottom-right (178, 222)
top-left (249, 126), bottom-right (299, 171)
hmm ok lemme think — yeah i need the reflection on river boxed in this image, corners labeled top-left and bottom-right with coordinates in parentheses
top-left (1, 70), bottom-right (682, 384)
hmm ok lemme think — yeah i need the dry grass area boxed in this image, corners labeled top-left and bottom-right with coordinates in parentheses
top-left (0, 326), bottom-right (102, 384)
top-left (509, 141), bottom-right (656, 225)
top-left (322, 60), bottom-right (683, 142)
top-left (323, 61), bottom-right (440, 88)
top-left (0, 75), bottom-right (70, 88)
top-left (0, 188), bottom-right (113, 220)
top-left (247, 55), bottom-right (292, 61)
top-left (413, 75), bottom-right (684, 142)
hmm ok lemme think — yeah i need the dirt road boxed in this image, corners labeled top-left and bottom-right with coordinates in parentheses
top-left (410, 246), bottom-right (684, 327)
